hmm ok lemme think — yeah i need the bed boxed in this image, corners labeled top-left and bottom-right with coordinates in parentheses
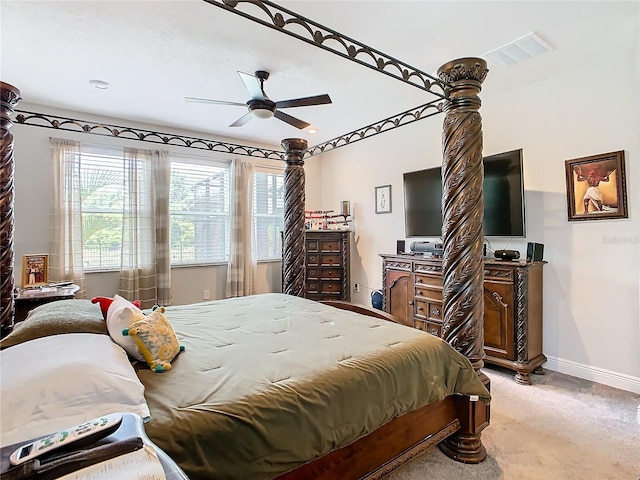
top-left (1, 295), bottom-right (489, 479)
top-left (1, 1), bottom-right (491, 478)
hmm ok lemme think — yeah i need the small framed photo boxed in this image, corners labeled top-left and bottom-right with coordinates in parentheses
top-left (375, 185), bottom-right (392, 214)
top-left (564, 151), bottom-right (628, 222)
top-left (22, 254), bottom-right (49, 288)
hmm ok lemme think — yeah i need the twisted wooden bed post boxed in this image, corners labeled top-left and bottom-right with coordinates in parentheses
top-left (281, 138), bottom-right (308, 297)
top-left (436, 58), bottom-right (490, 463)
top-left (0, 82), bottom-right (21, 338)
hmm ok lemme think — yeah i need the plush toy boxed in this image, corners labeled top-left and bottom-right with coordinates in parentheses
top-left (91, 296), bottom-right (141, 320)
top-left (123, 306), bottom-right (185, 373)
top-left (92, 295), bottom-right (146, 361)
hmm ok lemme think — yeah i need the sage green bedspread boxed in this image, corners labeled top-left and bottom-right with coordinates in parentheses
top-left (138, 293), bottom-right (490, 480)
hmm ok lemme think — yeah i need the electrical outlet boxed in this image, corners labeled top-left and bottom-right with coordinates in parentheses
top-left (354, 283), bottom-right (360, 293)
top-left (203, 289), bottom-right (210, 300)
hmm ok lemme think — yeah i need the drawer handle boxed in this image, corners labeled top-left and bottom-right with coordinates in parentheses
top-left (492, 292), bottom-right (508, 309)
top-left (408, 301), bottom-right (414, 306)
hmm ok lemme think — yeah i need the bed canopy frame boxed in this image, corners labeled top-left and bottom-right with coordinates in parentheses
top-left (1, 0), bottom-right (490, 474)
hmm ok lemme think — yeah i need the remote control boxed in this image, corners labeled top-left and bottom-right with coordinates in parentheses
top-left (9, 413), bottom-right (123, 466)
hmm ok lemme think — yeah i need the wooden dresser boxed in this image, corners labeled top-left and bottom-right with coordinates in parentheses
top-left (304, 230), bottom-right (351, 302)
top-left (380, 253), bottom-right (546, 384)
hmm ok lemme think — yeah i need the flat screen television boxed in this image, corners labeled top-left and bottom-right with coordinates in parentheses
top-left (403, 149), bottom-right (525, 238)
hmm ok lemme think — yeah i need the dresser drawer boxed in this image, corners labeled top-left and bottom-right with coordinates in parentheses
top-left (414, 262), bottom-right (443, 275)
top-left (415, 319), bottom-right (442, 337)
top-left (307, 254), bottom-right (320, 266)
top-left (321, 268), bottom-right (341, 280)
top-left (414, 299), bottom-right (443, 322)
top-left (414, 273), bottom-right (442, 289)
top-left (321, 254), bottom-right (341, 266)
top-left (307, 267), bottom-right (320, 279)
top-left (484, 267), bottom-right (514, 282)
top-left (414, 284), bottom-right (442, 303)
top-left (306, 280), bottom-right (320, 293)
top-left (307, 240), bottom-right (319, 252)
top-left (320, 241), bottom-right (341, 252)
top-left (320, 281), bottom-right (342, 294)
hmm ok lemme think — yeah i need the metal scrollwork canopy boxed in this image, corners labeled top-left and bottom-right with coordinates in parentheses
top-left (305, 99), bottom-right (444, 158)
top-left (205, 0), bottom-right (451, 99)
top-left (14, 111), bottom-right (284, 160)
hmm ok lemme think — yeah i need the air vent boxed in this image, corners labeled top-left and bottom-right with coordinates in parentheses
top-left (486, 32), bottom-right (554, 67)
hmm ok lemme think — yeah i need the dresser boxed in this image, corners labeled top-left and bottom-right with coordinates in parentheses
top-left (380, 253), bottom-right (546, 384)
top-left (305, 230), bottom-right (351, 302)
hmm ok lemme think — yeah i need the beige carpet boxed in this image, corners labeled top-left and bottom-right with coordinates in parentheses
top-left (389, 366), bottom-right (640, 480)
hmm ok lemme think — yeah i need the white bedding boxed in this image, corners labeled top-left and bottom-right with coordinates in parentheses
top-left (0, 333), bottom-right (150, 447)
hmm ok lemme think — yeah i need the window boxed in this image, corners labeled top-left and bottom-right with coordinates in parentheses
top-left (77, 144), bottom-right (274, 268)
top-left (170, 157), bottom-right (231, 265)
top-left (80, 144), bottom-right (127, 270)
top-left (254, 169), bottom-right (285, 260)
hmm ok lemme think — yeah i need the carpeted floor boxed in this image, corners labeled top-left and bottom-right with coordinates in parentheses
top-left (389, 366), bottom-right (640, 480)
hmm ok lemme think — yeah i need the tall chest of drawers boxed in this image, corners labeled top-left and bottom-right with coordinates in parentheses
top-left (304, 230), bottom-right (351, 302)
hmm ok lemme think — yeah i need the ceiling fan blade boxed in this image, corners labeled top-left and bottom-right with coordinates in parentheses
top-left (275, 94), bottom-right (332, 109)
top-left (185, 97), bottom-right (246, 107)
top-left (229, 112), bottom-right (253, 127)
top-left (274, 110), bottom-right (310, 130)
top-left (238, 71), bottom-right (265, 101)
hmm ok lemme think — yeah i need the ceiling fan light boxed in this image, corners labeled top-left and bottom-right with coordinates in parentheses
top-left (251, 108), bottom-right (275, 119)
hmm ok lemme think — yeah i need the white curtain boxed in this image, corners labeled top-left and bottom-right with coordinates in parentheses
top-left (226, 158), bottom-right (256, 297)
top-left (50, 139), bottom-right (85, 295)
top-left (118, 147), bottom-right (158, 309)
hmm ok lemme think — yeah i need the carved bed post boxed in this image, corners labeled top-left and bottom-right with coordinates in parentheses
top-left (436, 58), bottom-right (489, 463)
top-left (0, 82), bottom-right (21, 338)
top-left (281, 138), bottom-right (308, 297)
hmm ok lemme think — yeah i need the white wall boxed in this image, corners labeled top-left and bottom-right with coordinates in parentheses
top-left (307, 32), bottom-right (640, 393)
top-left (10, 103), bottom-right (293, 304)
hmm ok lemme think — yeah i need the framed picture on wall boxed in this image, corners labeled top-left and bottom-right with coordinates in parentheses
top-left (564, 150), bottom-right (628, 222)
top-left (375, 185), bottom-right (392, 214)
top-left (22, 254), bottom-right (49, 288)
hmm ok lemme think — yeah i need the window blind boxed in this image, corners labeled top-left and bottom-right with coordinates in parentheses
top-left (79, 143), bottom-right (128, 270)
top-left (170, 157), bottom-right (231, 265)
top-left (254, 168), bottom-right (284, 260)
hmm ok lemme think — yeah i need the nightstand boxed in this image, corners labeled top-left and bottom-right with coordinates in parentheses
top-left (14, 284), bottom-right (80, 323)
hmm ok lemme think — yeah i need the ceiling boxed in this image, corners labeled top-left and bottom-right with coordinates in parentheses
top-left (1, 1), bottom-right (636, 149)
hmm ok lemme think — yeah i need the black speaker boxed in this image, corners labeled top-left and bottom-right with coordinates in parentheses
top-left (526, 242), bottom-right (544, 262)
top-left (396, 240), bottom-right (406, 254)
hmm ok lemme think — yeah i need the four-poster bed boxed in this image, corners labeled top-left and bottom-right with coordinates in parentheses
top-left (0, 1), bottom-right (491, 478)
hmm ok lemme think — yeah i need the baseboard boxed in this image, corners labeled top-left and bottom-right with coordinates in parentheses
top-left (544, 356), bottom-right (640, 394)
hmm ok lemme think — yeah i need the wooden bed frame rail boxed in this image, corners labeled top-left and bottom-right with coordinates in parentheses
top-left (276, 395), bottom-right (489, 480)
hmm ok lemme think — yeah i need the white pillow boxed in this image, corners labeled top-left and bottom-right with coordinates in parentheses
top-left (0, 333), bottom-right (150, 447)
top-left (106, 294), bottom-right (145, 361)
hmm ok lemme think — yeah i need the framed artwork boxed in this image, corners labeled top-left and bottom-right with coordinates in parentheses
top-left (375, 185), bottom-right (392, 214)
top-left (22, 254), bottom-right (49, 288)
top-left (565, 150), bottom-right (628, 222)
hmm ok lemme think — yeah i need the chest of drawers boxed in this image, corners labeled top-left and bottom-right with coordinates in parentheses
top-left (305, 230), bottom-right (351, 302)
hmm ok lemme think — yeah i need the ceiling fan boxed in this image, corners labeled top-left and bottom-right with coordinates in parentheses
top-left (185, 70), bottom-right (332, 130)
